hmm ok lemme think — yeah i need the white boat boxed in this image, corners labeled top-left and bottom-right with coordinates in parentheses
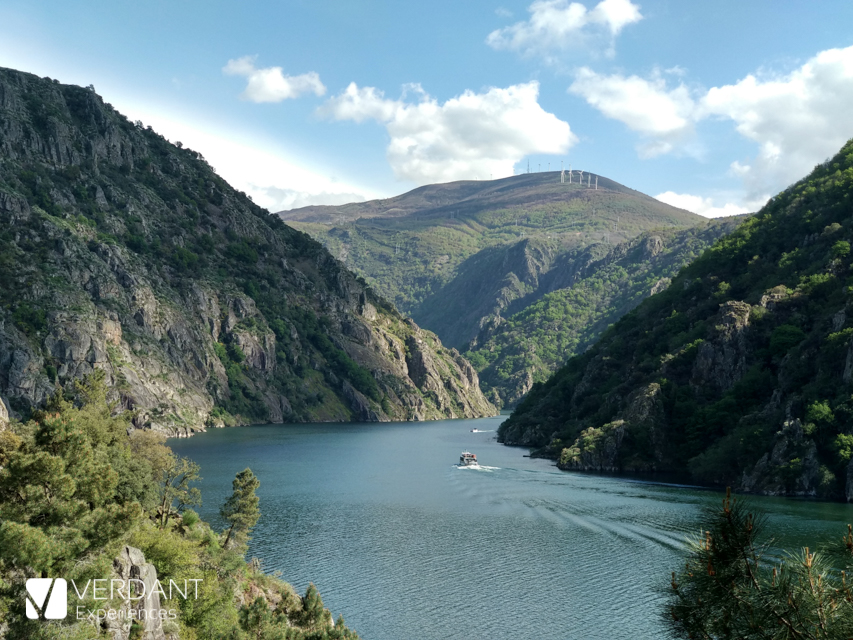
top-left (459, 451), bottom-right (479, 467)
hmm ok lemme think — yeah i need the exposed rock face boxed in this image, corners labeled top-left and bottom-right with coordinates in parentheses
top-left (0, 67), bottom-right (494, 432)
top-left (107, 546), bottom-right (166, 640)
top-left (741, 419), bottom-right (821, 497)
top-left (558, 383), bottom-right (665, 472)
top-left (0, 395), bottom-right (8, 429)
top-left (691, 301), bottom-right (751, 393)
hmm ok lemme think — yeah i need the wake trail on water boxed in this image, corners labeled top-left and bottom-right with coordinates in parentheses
top-left (454, 464), bottom-right (500, 471)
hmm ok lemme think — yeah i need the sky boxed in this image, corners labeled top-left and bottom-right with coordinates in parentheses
top-left (2, 1), bottom-right (853, 217)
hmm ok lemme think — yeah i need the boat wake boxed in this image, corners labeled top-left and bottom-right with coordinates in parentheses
top-left (455, 464), bottom-right (500, 471)
top-left (470, 429), bottom-right (493, 433)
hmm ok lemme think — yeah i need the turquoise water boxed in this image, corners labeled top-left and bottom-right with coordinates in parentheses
top-left (170, 416), bottom-right (853, 640)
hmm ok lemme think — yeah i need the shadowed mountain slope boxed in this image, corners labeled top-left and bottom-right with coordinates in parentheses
top-left (500, 138), bottom-right (853, 500)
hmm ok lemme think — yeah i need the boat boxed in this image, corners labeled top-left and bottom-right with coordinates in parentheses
top-left (459, 451), bottom-right (479, 467)
top-left (470, 428), bottom-right (481, 433)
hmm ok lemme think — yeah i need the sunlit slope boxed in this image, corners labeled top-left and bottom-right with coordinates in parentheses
top-left (281, 172), bottom-right (704, 346)
top-left (465, 218), bottom-right (742, 407)
top-left (501, 139), bottom-right (853, 499)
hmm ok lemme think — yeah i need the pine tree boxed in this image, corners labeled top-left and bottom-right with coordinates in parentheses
top-left (665, 488), bottom-right (853, 639)
top-left (220, 467), bottom-right (261, 549)
top-left (158, 455), bottom-right (202, 528)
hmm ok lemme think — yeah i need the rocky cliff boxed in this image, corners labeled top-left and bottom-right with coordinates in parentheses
top-left (465, 220), bottom-right (741, 407)
top-left (282, 171), bottom-right (705, 352)
top-left (0, 67), bottom-right (494, 433)
top-left (501, 137), bottom-right (853, 500)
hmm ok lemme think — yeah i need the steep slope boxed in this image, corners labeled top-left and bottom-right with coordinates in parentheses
top-left (500, 139), bottom-right (853, 499)
top-left (281, 173), bottom-right (705, 347)
top-left (465, 219), bottom-right (742, 407)
top-left (0, 67), bottom-right (494, 433)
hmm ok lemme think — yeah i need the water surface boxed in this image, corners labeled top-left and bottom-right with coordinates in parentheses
top-left (171, 416), bottom-right (853, 640)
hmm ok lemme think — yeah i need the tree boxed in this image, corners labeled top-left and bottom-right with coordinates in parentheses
top-left (239, 596), bottom-right (286, 640)
top-left (665, 488), bottom-right (853, 639)
top-left (158, 455), bottom-right (201, 528)
top-left (220, 468), bottom-right (261, 549)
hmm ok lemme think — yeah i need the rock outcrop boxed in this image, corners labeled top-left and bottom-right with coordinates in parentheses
top-left (0, 67), bottom-right (494, 433)
top-left (500, 134), bottom-right (853, 500)
top-left (107, 546), bottom-right (167, 640)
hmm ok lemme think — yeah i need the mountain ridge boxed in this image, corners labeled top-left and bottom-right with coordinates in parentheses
top-left (0, 66), bottom-right (495, 434)
top-left (499, 138), bottom-right (853, 499)
top-left (280, 171), bottom-right (706, 350)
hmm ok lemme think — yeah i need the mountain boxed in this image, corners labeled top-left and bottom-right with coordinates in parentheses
top-left (280, 172), bottom-right (705, 349)
top-left (500, 138), bottom-right (853, 500)
top-left (464, 219), bottom-right (742, 407)
top-left (0, 67), bottom-right (494, 434)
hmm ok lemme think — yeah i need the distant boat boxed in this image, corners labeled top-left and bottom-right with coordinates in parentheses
top-left (459, 451), bottom-right (479, 467)
top-left (470, 428), bottom-right (482, 432)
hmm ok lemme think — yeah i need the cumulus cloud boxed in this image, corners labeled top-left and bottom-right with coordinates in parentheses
top-left (699, 45), bottom-right (853, 199)
top-left (319, 81), bottom-right (577, 184)
top-left (654, 191), bottom-right (758, 219)
top-left (122, 109), bottom-right (375, 213)
top-left (572, 45), bottom-right (853, 201)
top-left (487, 0), bottom-right (642, 59)
top-left (569, 67), bottom-right (696, 157)
top-left (223, 56), bottom-right (326, 103)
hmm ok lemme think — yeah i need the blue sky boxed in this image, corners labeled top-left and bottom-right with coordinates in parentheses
top-left (2, 1), bottom-right (853, 216)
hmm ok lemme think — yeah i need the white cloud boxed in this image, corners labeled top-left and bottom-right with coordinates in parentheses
top-left (654, 191), bottom-right (762, 219)
top-left (124, 109), bottom-right (376, 212)
top-left (569, 68), bottom-right (696, 157)
top-left (319, 81), bottom-right (577, 184)
top-left (700, 45), bottom-right (853, 199)
top-left (223, 56), bottom-right (326, 103)
top-left (572, 45), bottom-right (853, 201)
top-left (486, 0), bottom-right (642, 59)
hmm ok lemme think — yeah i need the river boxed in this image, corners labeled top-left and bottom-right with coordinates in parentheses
top-left (170, 415), bottom-right (853, 640)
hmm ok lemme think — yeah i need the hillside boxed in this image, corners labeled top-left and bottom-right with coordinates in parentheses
top-left (0, 67), bottom-right (494, 434)
top-left (281, 173), bottom-right (705, 348)
top-left (500, 138), bottom-right (853, 500)
top-left (465, 219), bottom-right (742, 407)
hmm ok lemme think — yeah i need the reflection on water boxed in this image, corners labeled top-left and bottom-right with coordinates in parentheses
top-left (171, 416), bottom-right (853, 640)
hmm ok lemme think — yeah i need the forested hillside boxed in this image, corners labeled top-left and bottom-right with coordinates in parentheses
top-left (282, 173), bottom-right (704, 348)
top-left (0, 67), bottom-right (494, 433)
top-left (466, 219), bottom-right (741, 407)
top-left (501, 138), bottom-right (853, 500)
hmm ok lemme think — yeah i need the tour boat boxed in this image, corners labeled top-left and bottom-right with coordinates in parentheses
top-left (459, 451), bottom-right (479, 467)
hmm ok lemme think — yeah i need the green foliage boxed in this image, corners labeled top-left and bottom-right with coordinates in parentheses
top-left (158, 455), bottom-right (202, 528)
top-left (832, 240), bottom-right (850, 259)
top-left (0, 371), bottom-right (359, 639)
top-left (221, 468), bottom-right (261, 550)
top-left (501, 136), bottom-right (853, 493)
top-left (12, 303), bottom-right (47, 337)
top-left (466, 222), bottom-right (735, 406)
top-left (769, 324), bottom-right (806, 357)
top-left (665, 490), bottom-right (853, 639)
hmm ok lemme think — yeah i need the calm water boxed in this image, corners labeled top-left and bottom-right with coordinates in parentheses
top-left (170, 416), bottom-right (853, 640)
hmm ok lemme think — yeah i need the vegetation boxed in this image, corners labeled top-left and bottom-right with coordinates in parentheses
top-left (0, 67), bottom-right (491, 429)
top-left (0, 373), bottom-right (359, 639)
top-left (465, 221), bottom-right (739, 406)
top-left (501, 137), bottom-right (853, 498)
top-left (284, 173), bottom-right (704, 348)
top-left (221, 468), bottom-right (261, 549)
top-left (666, 489), bottom-right (853, 639)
